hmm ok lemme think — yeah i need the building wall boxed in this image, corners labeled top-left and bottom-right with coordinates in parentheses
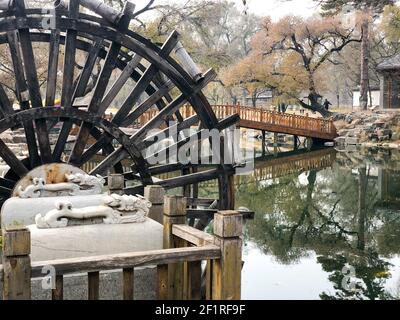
top-left (352, 90), bottom-right (381, 108)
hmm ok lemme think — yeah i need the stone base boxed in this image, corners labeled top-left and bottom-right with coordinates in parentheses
top-left (28, 220), bottom-right (163, 261)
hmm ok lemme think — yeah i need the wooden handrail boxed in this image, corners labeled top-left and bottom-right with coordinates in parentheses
top-left (125, 104), bottom-right (337, 138)
top-left (172, 225), bottom-right (215, 246)
top-left (27, 246), bottom-right (220, 278)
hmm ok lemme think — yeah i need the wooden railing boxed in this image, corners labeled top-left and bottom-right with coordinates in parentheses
top-left (0, 190), bottom-right (242, 300)
top-left (109, 104), bottom-right (337, 140)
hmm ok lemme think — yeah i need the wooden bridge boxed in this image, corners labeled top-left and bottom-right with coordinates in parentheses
top-left (132, 105), bottom-right (338, 141)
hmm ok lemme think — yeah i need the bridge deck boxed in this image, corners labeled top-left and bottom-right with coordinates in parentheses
top-left (211, 105), bottom-right (337, 141)
top-left (134, 105), bottom-right (337, 141)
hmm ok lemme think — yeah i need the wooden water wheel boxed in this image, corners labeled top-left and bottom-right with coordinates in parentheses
top-left (0, 0), bottom-right (237, 210)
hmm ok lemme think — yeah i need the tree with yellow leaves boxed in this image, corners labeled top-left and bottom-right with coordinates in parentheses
top-left (224, 15), bottom-right (360, 117)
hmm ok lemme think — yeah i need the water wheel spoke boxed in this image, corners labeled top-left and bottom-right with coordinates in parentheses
top-left (46, 29), bottom-right (61, 107)
top-left (98, 53), bottom-right (142, 114)
top-left (0, 85), bottom-right (14, 119)
top-left (73, 38), bottom-right (104, 99)
top-left (144, 114), bottom-right (239, 164)
top-left (78, 79), bottom-right (175, 167)
top-left (69, 3), bottom-right (134, 164)
top-left (0, 139), bottom-right (29, 177)
top-left (142, 114), bottom-right (200, 150)
top-left (132, 69), bottom-right (216, 144)
top-left (89, 70), bottom-right (215, 175)
top-left (15, 0), bottom-right (52, 164)
top-left (52, 0), bottom-right (80, 162)
top-left (155, 168), bottom-right (223, 190)
top-left (112, 30), bottom-right (180, 126)
top-left (6, 31), bottom-right (40, 168)
top-left (122, 79), bottom-right (175, 127)
top-left (0, 177), bottom-right (16, 190)
top-left (80, 31), bottom-right (180, 161)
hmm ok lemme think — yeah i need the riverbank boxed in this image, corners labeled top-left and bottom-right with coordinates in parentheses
top-left (333, 110), bottom-right (400, 149)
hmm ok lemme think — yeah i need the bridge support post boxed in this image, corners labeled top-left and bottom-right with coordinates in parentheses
top-left (273, 133), bottom-right (278, 157)
top-left (293, 135), bottom-right (298, 151)
top-left (262, 130), bottom-right (266, 157)
top-left (306, 137), bottom-right (313, 151)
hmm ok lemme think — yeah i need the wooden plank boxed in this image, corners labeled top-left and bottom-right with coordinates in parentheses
top-left (98, 54), bottom-right (142, 114)
top-left (112, 30), bottom-right (180, 126)
top-left (172, 225), bottom-right (214, 246)
top-left (121, 80), bottom-right (175, 126)
top-left (0, 85), bottom-right (14, 118)
top-left (6, 31), bottom-right (40, 167)
top-left (78, 32), bottom-right (179, 165)
top-left (187, 209), bottom-right (255, 220)
top-left (154, 168), bottom-right (222, 190)
top-left (0, 139), bottom-right (29, 177)
top-left (143, 114), bottom-right (240, 163)
top-left (157, 264), bottom-right (168, 300)
top-left (15, 0), bottom-right (52, 163)
top-left (61, 0), bottom-right (79, 108)
top-left (79, 105), bottom-right (193, 167)
top-left (45, 29), bottom-right (61, 107)
top-left (52, 275), bottom-right (64, 300)
top-left (73, 38), bottom-right (103, 99)
top-left (89, 71), bottom-right (216, 175)
top-left (211, 211), bottom-right (242, 300)
top-left (2, 227), bottom-right (31, 300)
top-left (122, 268), bottom-right (134, 300)
top-left (69, 3), bottom-right (134, 164)
top-left (187, 261), bottom-right (201, 300)
top-left (0, 177), bottom-right (16, 189)
top-left (30, 246), bottom-right (221, 278)
top-left (52, 0), bottom-right (80, 162)
top-left (88, 271), bottom-right (100, 300)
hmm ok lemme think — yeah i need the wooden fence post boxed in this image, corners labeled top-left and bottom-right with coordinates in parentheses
top-left (108, 174), bottom-right (125, 195)
top-left (212, 211), bottom-right (242, 300)
top-left (2, 226), bottom-right (31, 300)
top-left (144, 185), bottom-right (165, 224)
top-left (162, 195), bottom-right (187, 300)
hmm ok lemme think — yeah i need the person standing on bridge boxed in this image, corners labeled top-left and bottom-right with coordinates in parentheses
top-left (323, 99), bottom-right (332, 111)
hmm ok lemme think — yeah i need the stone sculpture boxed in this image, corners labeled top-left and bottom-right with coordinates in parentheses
top-left (35, 194), bottom-right (152, 229)
top-left (17, 173), bottom-right (105, 198)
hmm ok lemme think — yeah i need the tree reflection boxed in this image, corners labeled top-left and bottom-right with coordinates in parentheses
top-left (239, 162), bottom-right (400, 300)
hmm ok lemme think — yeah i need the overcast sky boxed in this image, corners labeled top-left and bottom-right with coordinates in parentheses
top-left (137, 0), bottom-right (320, 20)
top-left (232, 0), bottom-right (319, 19)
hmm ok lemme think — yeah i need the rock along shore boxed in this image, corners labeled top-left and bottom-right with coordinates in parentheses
top-left (333, 110), bottom-right (400, 150)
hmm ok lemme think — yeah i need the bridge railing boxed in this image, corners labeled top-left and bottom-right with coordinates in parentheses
top-left (212, 105), bottom-right (336, 136)
top-left (0, 195), bottom-right (242, 300)
top-left (115, 104), bottom-right (336, 138)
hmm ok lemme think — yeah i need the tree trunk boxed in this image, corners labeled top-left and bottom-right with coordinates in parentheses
top-left (359, 17), bottom-right (369, 110)
top-left (357, 166), bottom-right (367, 251)
top-left (298, 93), bottom-right (332, 118)
top-left (252, 93), bottom-right (257, 108)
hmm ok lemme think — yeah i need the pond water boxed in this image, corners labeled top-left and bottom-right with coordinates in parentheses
top-left (200, 147), bottom-right (400, 300)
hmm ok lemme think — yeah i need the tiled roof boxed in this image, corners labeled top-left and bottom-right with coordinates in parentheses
top-left (377, 54), bottom-right (400, 71)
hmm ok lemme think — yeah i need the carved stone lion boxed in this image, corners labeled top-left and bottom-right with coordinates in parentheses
top-left (35, 194), bottom-right (152, 229)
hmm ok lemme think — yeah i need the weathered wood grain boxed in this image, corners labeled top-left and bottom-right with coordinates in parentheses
top-left (30, 246), bottom-right (220, 278)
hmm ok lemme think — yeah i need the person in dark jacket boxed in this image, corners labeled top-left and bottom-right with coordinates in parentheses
top-left (323, 99), bottom-right (332, 111)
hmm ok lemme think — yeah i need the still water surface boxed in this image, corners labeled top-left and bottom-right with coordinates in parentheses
top-left (201, 147), bottom-right (400, 300)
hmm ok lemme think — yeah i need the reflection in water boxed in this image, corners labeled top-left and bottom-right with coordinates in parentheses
top-left (230, 148), bottom-right (400, 300)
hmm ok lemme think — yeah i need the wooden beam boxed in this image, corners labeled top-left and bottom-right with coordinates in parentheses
top-left (30, 246), bottom-right (220, 278)
top-left (172, 225), bottom-right (214, 246)
top-left (6, 31), bottom-right (40, 167)
top-left (69, 2), bottom-right (135, 165)
top-left (89, 70), bottom-right (216, 176)
top-left (15, 0), bottom-right (52, 163)
top-left (45, 29), bottom-right (61, 107)
top-left (53, 37), bottom-right (103, 162)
